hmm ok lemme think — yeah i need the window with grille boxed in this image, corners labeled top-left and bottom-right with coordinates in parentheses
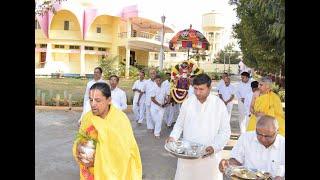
top-left (69, 45), bottom-right (80, 49)
top-left (64, 21), bottom-right (69, 30)
top-left (170, 53), bottom-right (176, 57)
top-left (85, 46), bottom-right (94, 50)
top-left (40, 44), bottom-right (47, 48)
top-left (54, 45), bottom-right (65, 49)
top-left (98, 47), bottom-right (106, 51)
top-left (97, 27), bottom-right (101, 33)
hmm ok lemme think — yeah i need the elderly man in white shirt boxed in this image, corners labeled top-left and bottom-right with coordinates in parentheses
top-left (218, 76), bottom-right (235, 118)
top-left (216, 72), bottom-right (228, 95)
top-left (78, 67), bottom-right (106, 125)
top-left (166, 73), bottom-right (231, 180)
top-left (132, 70), bottom-right (146, 125)
top-left (235, 72), bottom-right (252, 134)
top-left (145, 68), bottom-right (157, 132)
top-left (219, 115), bottom-right (285, 179)
top-left (150, 75), bottom-right (168, 139)
top-left (109, 75), bottom-right (127, 111)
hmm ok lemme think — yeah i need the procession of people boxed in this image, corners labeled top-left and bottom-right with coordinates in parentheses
top-left (73, 63), bottom-right (285, 179)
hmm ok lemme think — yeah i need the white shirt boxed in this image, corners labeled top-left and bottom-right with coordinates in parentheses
top-left (243, 91), bottom-right (253, 116)
top-left (235, 80), bottom-right (252, 100)
top-left (170, 93), bottom-right (231, 153)
top-left (145, 79), bottom-right (156, 106)
top-left (132, 79), bottom-right (146, 103)
top-left (216, 79), bottom-right (224, 93)
top-left (162, 79), bottom-right (171, 95)
top-left (111, 87), bottom-right (127, 111)
top-left (188, 85), bottom-right (194, 97)
top-left (170, 94), bottom-right (231, 180)
top-left (230, 132), bottom-right (285, 177)
top-left (218, 83), bottom-right (235, 103)
top-left (150, 84), bottom-right (167, 110)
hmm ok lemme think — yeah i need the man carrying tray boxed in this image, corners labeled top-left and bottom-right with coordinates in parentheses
top-left (165, 73), bottom-right (231, 180)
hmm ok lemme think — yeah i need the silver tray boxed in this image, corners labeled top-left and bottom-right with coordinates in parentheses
top-left (164, 139), bottom-right (206, 159)
top-left (225, 166), bottom-right (272, 180)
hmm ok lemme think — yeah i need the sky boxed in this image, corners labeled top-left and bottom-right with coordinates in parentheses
top-left (90, 0), bottom-right (238, 32)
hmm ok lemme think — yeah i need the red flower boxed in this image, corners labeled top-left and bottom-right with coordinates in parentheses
top-left (86, 125), bottom-right (95, 133)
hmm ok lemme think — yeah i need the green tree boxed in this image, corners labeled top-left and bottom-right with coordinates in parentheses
top-left (214, 43), bottom-right (242, 64)
top-left (35, 0), bottom-right (67, 16)
top-left (230, 0), bottom-right (285, 75)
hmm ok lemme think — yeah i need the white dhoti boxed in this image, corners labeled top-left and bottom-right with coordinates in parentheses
top-left (150, 107), bottom-right (164, 136)
top-left (145, 104), bottom-right (154, 130)
top-left (133, 100), bottom-right (146, 123)
top-left (240, 115), bottom-right (250, 134)
top-left (237, 100), bottom-right (246, 132)
top-left (175, 153), bottom-right (223, 180)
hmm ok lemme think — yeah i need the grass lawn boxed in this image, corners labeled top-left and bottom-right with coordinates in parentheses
top-left (35, 77), bottom-right (137, 106)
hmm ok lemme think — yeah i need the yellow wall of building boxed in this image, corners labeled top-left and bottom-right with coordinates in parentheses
top-left (135, 50), bottom-right (148, 66)
top-left (86, 15), bottom-right (113, 43)
top-left (69, 53), bottom-right (81, 73)
top-left (85, 54), bottom-right (99, 73)
top-left (50, 10), bottom-right (82, 40)
top-left (35, 52), bottom-right (40, 68)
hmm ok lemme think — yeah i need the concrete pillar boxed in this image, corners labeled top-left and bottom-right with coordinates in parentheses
top-left (125, 19), bottom-right (131, 78)
top-left (45, 43), bottom-right (52, 64)
top-left (80, 45), bottom-right (85, 77)
top-left (125, 45), bottom-right (130, 78)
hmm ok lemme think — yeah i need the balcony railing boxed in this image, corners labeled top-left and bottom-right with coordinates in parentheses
top-left (118, 31), bottom-right (170, 43)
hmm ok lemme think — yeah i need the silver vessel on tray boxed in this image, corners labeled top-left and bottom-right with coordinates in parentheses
top-left (78, 140), bottom-right (96, 164)
top-left (225, 166), bottom-right (272, 180)
top-left (164, 139), bottom-right (206, 159)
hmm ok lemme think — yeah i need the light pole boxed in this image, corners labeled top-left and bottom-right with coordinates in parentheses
top-left (159, 15), bottom-right (166, 71)
top-left (223, 52), bottom-right (226, 72)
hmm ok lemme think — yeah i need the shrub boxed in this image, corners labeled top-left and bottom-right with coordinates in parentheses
top-left (278, 89), bottom-right (285, 102)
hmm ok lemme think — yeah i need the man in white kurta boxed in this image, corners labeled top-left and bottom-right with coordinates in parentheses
top-left (145, 68), bottom-right (157, 131)
top-left (166, 74), bottom-right (231, 180)
top-left (162, 73), bottom-right (173, 127)
top-left (109, 75), bottom-right (127, 111)
top-left (216, 73), bottom-right (228, 95)
top-left (219, 115), bottom-right (285, 179)
top-left (78, 67), bottom-right (106, 125)
top-left (218, 77), bottom-right (235, 117)
top-left (235, 71), bottom-right (252, 134)
top-left (132, 71), bottom-right (146, 124)
top-left (150, 75), bottom-right (168, 138)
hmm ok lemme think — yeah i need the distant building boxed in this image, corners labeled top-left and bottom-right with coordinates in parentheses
top-left (35, 0), bottom-right (174, 77)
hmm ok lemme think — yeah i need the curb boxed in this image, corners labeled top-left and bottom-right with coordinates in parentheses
top-left (35, 105), bottom-right (133, 113)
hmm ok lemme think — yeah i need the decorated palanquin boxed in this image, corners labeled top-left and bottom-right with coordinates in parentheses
top-left (170, 60), bottom-right (203, 103)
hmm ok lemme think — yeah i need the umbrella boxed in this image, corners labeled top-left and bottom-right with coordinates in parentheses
top-left (169, 25), bottom-right (210, 59)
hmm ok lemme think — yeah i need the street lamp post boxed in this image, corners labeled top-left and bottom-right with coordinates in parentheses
top-left (159, 15), bottom-right (166, 71)
top-left (223, 52), bottom-right (226, 72)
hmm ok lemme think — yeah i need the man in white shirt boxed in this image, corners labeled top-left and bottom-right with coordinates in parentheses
top-left (219, 115), bottom-right (285, 179)
top-left (216, 73), bottom-right (228, 95)
top-left (78, 67), bottom-right (106, 125)
top-left (187, 75), bottom-right (195, 97)
top-left (242, 81), bottom-right (259, 134)
top-left (132, 70), bottom-right (146, 125)
top-left (166, 73), bottom-right (231, 180)
top-left (150, 75), bottom-right (167, 139)
top-left (145, 68), bottom-right (157, 132)
top-left (236, 72), bottom-right (252, 135)
top-left (162, 72), bottom-right (174, 127)
top-left (218, 76), bottom-right (235, 117)
top-left (109, 75), bottom-right (127, 111)
top-left (238, 60), bottom-right (246, 74)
